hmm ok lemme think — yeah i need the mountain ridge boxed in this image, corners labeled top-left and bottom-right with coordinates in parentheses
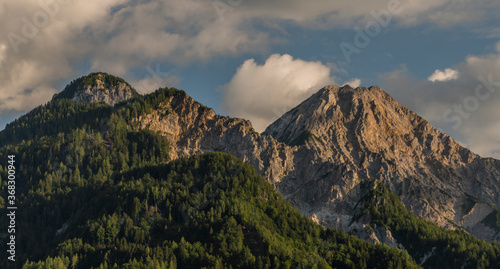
top-left (4, 73), bottom-right (500, 242)
top-left (42, 75), bottom-right (500, 241)
top-left (130, 82), bottom-right (500, 241)
top-left (0, 84), bottom-right (425, 268)
top-left (3, 73), bottom-right (500, 267)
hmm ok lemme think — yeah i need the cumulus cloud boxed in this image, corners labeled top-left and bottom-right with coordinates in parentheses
top-left (379, 42), bottom-right (500, 158)
top-left (0, 0), bottom-right (127, 115)
top-left (222, 54), bottom-right (340, 132)
top-left (89, 0), bottom-right (270, 72)
top-left (428, 68), bottom-right (459, 82)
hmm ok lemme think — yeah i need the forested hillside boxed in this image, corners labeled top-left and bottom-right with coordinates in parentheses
top-left (0, 88), bottom-right (418, 268)
top-left (355, 181), bottom-right (500, 268)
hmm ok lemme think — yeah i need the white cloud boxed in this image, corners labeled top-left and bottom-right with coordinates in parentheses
top-left (129, 75), bottom-right (181, 95)
top-left (89, 0), bottom-right (270, 72)
top-left (0, 43), bottom-right (6, 63)
top-left (379, 42), bottom-right (500, 158)
top-left (428, 68), bottom-right (459, 82)
top-left (222, 54), bottom-right (338, 132)
top-left (0, 0), bottom-right (127, 114)
top-left (343, 78), bottom-right (362, 88)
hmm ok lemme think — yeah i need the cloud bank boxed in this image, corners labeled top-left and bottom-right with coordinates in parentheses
top-left (379, 42), bottom-right (500, 158)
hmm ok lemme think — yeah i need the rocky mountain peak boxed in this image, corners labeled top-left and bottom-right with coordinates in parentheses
top-left (263, 85), bottom-right (388, 143)
top-left (259, 84), bottom-right (500, 238)
top-left (53, 72), bottom-right (138, 106)
top-left (264, 84), bottom-right (477, 165)
top-left (133, 82), bottom-right (500, 241)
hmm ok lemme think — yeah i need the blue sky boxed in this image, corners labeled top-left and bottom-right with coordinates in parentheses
top-left (1, 0), bottom-right (500, 157)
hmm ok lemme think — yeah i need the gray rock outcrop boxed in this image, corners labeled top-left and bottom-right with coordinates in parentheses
top-left (135, 85), bottom-right (500, 242)
top-left (56, 72), bottom-right (136, 106)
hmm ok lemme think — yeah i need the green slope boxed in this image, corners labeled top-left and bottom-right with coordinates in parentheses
top-left (11, 153), bottom-right (419, 269)
top-left (354, 180), bottom-right (500, 269)
top-left (0, 86), bottom-right (183, 147)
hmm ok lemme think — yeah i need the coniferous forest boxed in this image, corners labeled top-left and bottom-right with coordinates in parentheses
top-left (0, 79), bottom-right (499, 268)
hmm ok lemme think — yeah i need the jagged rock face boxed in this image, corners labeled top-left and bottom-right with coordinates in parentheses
top-left (264, 85), bottom-right (500, 240)
top-left (60, 73), bottom-right (136, 106)
top-left (135, 93), bottom-right (296, 181)
top-left (136, 85), bottom-right (500, 241)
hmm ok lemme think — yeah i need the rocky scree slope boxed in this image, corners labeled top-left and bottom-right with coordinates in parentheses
top-left (134, 91), bottom-right (296, 183)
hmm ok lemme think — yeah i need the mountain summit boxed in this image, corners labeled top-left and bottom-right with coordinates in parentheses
top-left (262, 85), bottom-right (500, 240)
top-left (53, 72), bottom-right (138, 106)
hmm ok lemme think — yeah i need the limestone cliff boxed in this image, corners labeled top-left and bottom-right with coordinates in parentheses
top-left (263, 85), bottom-right (500, 241)
top-left (134, 85), bottom-right (500, 242)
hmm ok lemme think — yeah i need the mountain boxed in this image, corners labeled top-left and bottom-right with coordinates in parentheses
top-left (131, 83), bottom-right (500, 242)
top-left (53, 72), bottom-right (139, 106)
top-left (0, 80), bottom-right (420, 268)
top-left (261, 85), bottom-right (500, 241)
top-left (2, 73), bottom-right (500, 268)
